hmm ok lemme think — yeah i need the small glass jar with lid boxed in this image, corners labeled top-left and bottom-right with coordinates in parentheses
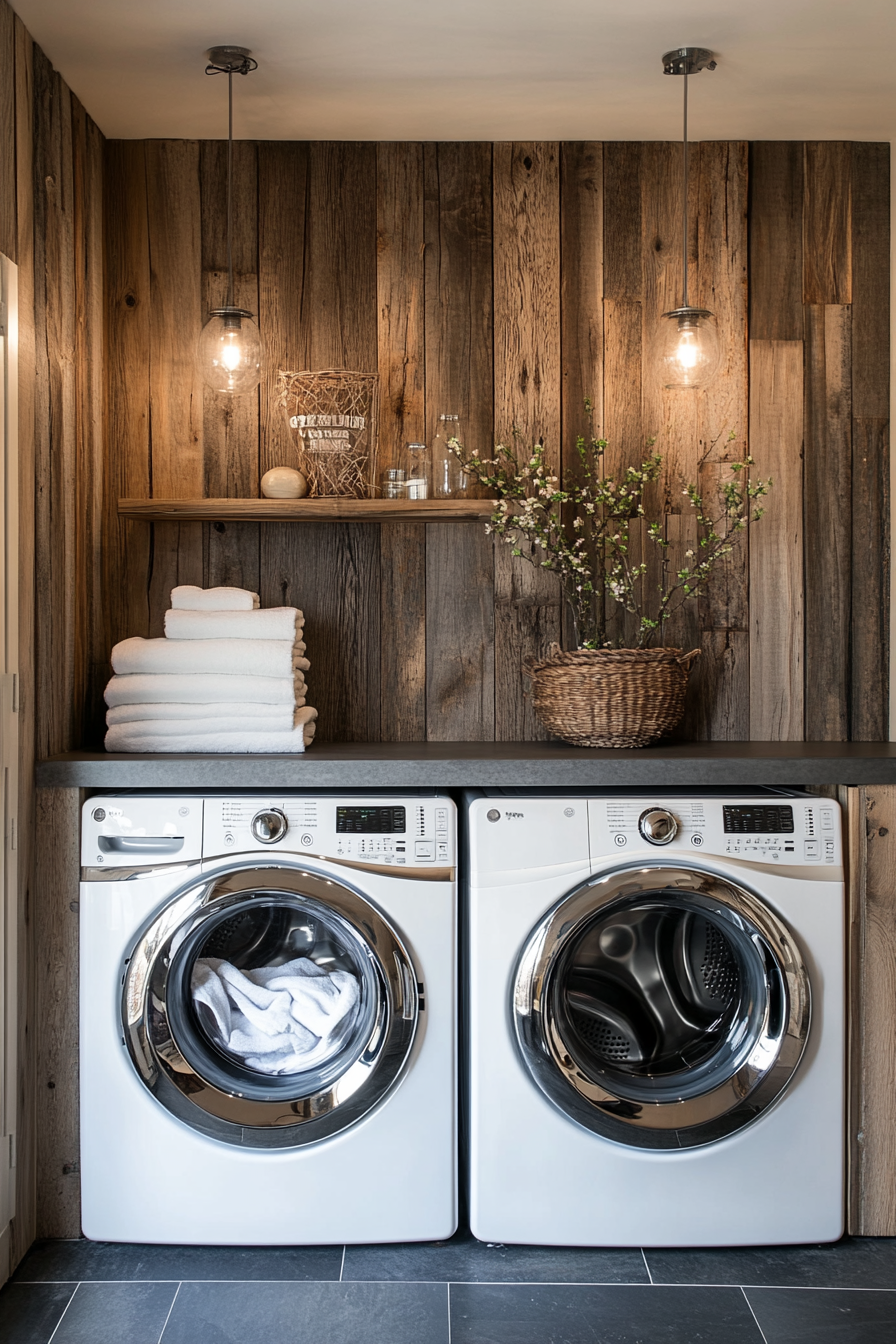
top-left (402, 442), bottom-right (431, 500)
top-left (431, 414), bottom-right (469, 499)
top-left (380, 467), bottom-right (406, 499)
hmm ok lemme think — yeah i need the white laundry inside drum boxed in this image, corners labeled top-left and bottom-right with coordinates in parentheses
top-left (192, 956), bottom-right (360, 1076)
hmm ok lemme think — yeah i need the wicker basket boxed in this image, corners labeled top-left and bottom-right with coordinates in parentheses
top-left (526, 645), bottom-right (701, 749)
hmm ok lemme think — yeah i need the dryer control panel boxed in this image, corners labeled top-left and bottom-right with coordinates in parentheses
top-left (590, 795), bottom-right (842, 870)
top-left (203, 795), bottom-right (456, 869)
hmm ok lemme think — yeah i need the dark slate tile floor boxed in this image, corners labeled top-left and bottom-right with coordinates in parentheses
top-left (2, 1229), bottom-right (894, 1344)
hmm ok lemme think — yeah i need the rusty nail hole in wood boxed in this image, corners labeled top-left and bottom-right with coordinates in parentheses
top-left (47, 1080), bottom-right (55, 1089)
top-left (62, 1162), bottom-right (79, 1175)
top-left (879, 827), bottom-right (889, 836)
top-left (214, 521), bottom-right (226, 533)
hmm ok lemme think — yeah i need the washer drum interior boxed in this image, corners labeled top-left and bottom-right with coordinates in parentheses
top-left (122, 864), bottom-right (419, 1149)
top-left (513, 865), bottom-right (811, 1149)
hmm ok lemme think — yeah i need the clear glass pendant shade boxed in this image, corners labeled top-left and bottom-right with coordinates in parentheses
top-left (656, 308), bottom-right (721, 390)
top-left (197, 308), bottom-right (262, 395)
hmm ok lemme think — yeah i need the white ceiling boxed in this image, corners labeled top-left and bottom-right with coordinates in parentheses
top-left (11, 0), bottom-right (896, 142)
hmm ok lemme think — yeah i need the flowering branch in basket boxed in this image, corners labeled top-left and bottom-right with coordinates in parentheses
top-left (449, 418), bottom-right (772, 651)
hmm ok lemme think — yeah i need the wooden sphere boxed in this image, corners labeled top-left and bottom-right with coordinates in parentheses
top-left (261, 467), bottom-right (308, 499)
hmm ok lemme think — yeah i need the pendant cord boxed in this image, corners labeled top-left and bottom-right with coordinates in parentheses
top-left (682, 66), bottom-right (688, 310)
top-left (227, 68), bottom-right (234, 310)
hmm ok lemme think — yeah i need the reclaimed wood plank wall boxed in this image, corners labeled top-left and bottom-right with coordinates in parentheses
top-left (0, 3), bottom-right (105, 1266)
top-left (94, 138), bottom-right (891, 748)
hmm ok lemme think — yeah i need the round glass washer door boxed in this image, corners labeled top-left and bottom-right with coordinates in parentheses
top-left (513, 865), bottom-right (811, 1149)
top-left (122, 864), bottom-right (419, 1148)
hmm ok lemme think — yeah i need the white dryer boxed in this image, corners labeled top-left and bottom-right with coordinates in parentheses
top-left (80, 793), bottom-right (457, 1244)
top-left (465, 791), bottom-right (845, 1247)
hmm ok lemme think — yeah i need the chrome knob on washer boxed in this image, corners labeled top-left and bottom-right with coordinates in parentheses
top-left (251, 808), bottom-right (289, 844)
top-left (638, 807), bottom-right (678, 845)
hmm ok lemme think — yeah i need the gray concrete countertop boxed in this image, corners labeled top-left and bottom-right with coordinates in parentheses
top-left (35, 741), bottom-right (896, 788)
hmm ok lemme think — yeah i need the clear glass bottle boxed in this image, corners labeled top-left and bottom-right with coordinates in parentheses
top-left (402, 442), bottom-right (431, 500)
top-left (431, 413), bottom-right (469, 499)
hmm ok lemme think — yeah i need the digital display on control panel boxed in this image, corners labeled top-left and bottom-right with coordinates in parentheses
top-left (336, 806), bottom-right (406, 834)
top-left (723, 805), bottom-right (794, 834)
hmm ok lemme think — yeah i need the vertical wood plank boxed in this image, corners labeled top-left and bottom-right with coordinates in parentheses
top-left (380, 522), bottom-right (426, 742)
top-left (425, 523), bottom-right (494, 741)
top-left (258, 142), bottom-right (309, 477)
top-left (493, 142), bottom-right (561, 739)
top-left (33, 53), bottom-right (77, 757)
top-left (851, 142), bottom-right (890, 741)
top-left (640, 142), bottom-right (698, 657)
top-left (34, 788), bottom-right (81, 1238)
top-left (377, 142), bottom-right (424, 471)
top-left (200, 140), bottom-right (261, 610)
top-left (10, 11), bottom-right (36, 1273)
top-left (804, 303), bottom-right (852, 740)
top-left (103, 141), bottom-right (151, 651)
top-left (145, 141), bottom-right (203, 634)
top-left (560, 142), bottom-right (603, 461)
top-left (850, 786), bottom-right (896, 1234)
top-left (687, 142), bottom-right (749, 740)
top-left (259, 522), bottom-right (381, 742)
top-left (0, 0), bottom-right (15, 262)
top-left (748, 142), bottom-right (803, 340)
top-left (424, 143), bottom-right (495, 740)
top-left (803, 142), bottom-right (852, 304)
top-left (851, 419), bottom-right (889, 741)
top-left (305, 142), bottom-right (378, 374)
top-left (602, 145), bottom-right (643, 648)
top-left (749, 341), bottom-right (804, 739)
top-left (603, 143), bottom-right (642, 302)
top-left (377, 142), bottom-right (426, 740)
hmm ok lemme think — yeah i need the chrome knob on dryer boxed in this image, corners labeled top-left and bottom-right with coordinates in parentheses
top-left (251, 808), bottom-right (289, 844)
top-left (638, 807), bottom-right (678, 845)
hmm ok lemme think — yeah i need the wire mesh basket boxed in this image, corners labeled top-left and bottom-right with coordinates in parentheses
top-left (277, 369), bottom-right (379, 498)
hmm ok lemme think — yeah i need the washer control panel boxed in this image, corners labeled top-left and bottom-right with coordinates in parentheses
top-left (204, 795), bottom-right (456, 867)
top-left (591, 796), bottom-right (842, 869)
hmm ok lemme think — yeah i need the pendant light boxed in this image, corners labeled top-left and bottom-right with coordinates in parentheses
top-left (655, 47), bottom-right (720, 391)
top-left (196, 46), bottom-right (262, 396)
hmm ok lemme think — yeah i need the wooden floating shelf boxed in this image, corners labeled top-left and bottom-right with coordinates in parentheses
top-left (118, 498), bottom-right (497, 523)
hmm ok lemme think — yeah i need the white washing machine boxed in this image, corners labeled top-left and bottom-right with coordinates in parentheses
top-left (80, 792), bottom-right (457, 1244)
top-left (465, 790), bottom-right (845, 1246)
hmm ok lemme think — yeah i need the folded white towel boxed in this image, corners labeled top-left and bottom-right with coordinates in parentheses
top-left (171, 585), bottom-right (260, 611)
top-left (104, 672), bottom-right (304, 707)
top-left (111, 637), bottom-right (310, 679)
top-left (106, 706), bottom-right (301, 734)
top-left (191, 956), bottom-right (359, 1076)
top-left (105, 708), bottom-right (318, 754)
top-left (164, 607), bottom-right (304, 643)
top-left (106, 701), bottom-right (304, 725)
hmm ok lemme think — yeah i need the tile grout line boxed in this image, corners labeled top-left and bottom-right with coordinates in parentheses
top-left (641, 1249), bottom-right (654, 1285)
top-left (339, 1247), bottom-right (346, 1283)
top-left (157, 1282), bottom-right (182, 1344)
top-left (447, 1282), bottom-right (452, 1344)
top-left (45, 1281), bottom-right (81, 1344)
top-left (741, 1286), bottom-right (770, 1344)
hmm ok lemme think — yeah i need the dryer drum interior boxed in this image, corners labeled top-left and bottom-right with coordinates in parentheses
top-left (514, 868), bottom-right (811, 1150)
top-left (123, 866), bottom-right (420, 1149)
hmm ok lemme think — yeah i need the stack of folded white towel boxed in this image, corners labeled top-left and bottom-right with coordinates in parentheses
top-left (104, 585), bottom-right (318, 753)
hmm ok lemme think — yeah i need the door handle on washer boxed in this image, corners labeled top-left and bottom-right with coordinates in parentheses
top-left (97, 836), bottom-right (185, 855)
